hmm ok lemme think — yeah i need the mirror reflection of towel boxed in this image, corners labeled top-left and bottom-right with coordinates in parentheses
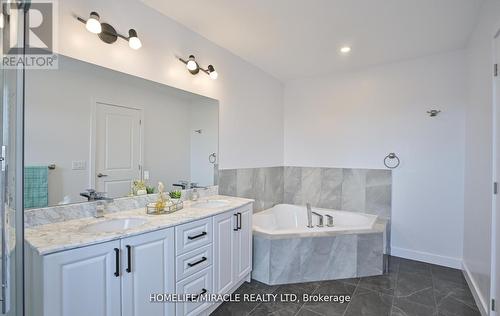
top-left (24, 166), bottom-right (48, 209)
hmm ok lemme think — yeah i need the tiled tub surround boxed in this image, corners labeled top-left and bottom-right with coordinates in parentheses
top-left (219, 167), bottom-right (391, 219)
top-left (252, 204), bottom-right (387, 285)
top-left (24, 185), bottom-right (218, 228)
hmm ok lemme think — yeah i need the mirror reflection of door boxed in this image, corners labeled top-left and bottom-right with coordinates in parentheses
top-left (95, 102), bottom-right (142, 198)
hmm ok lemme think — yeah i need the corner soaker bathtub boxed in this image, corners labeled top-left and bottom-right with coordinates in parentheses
top-left (252, 204), bottom-right (387, 285)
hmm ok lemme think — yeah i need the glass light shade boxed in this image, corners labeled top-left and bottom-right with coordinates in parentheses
top-left (186, 59), bottom-right (198, 71)
top-left (129, 36), bottom-right (142, 50)
top-left (209, 70), bottom-right (218, 80)
top-left (86, 13), bottom-right (101, 34)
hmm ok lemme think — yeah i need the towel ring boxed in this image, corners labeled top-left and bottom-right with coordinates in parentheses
top-left (384, 153), bottom-right (400, 169)
top-left (209, 153), bottom-right (217, 164)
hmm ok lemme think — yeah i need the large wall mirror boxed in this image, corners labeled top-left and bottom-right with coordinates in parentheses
top-left (25, 55), bottom-right (219, 208)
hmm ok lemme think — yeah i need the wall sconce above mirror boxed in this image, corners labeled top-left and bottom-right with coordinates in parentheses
top-left (76, 12), bottom-right (142, 50)
top-left (179, 55), bottom-right (218, 80)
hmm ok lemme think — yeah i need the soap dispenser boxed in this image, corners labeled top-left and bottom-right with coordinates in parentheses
top-left (191, 188), bottom-right (200, 201)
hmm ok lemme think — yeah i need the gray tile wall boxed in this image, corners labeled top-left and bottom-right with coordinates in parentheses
top-left (219, 167), bottom-right (284, 211)
top-left (219, 166), bottom-right (392, 219)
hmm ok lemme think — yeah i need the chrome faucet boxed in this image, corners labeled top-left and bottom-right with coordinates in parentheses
top-left (311, 211), bottom-right (324, 227)
top-left (95, 198), bottom-right (114, 218)
top-left (306, 203), bottom-right (313, 228)
top-left (325, 214), bottom-right (334, 227)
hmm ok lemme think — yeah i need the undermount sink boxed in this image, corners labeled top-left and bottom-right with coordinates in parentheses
top-left (192, 199), bottom-right (229, 208)
top-left (80, 218), bottom-right (148, 233)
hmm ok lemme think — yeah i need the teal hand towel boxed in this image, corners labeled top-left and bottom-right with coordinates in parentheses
top-left (24, 166), bottom-right (48, 209)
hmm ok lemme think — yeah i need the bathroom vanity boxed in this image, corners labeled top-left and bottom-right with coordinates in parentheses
top-left (24, 196), bottom-right (253, 316)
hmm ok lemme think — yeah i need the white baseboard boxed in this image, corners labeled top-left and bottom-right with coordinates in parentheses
top-left (391, 247), bottom-right (462, 269)
top-left (462, 262), bottom-right (489, 316)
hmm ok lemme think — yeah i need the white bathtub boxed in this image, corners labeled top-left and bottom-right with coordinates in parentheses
top-left (253, 204), bottom-right (378, 236)
top-left (251, 204), bottom-right (386, 285)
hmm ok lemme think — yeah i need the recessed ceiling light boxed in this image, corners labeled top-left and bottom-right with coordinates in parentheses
top-left (340, 46), bottom-right (351, 54)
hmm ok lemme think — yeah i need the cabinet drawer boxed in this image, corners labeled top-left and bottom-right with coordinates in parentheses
top-left (176, 266), bottom-right (213, 316)
top-left (175, 217), bottom-right (213, 255)
top-left (176, 244), bottom-right (212, 281)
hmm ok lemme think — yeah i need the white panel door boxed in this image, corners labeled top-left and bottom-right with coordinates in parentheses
top-left (96, 102), bottom-right (142, 197)
top-left (234, 205), bottom-right (252, 280)
top-left (213, 211), bottom-right (236, 294)
top-left (121, 228), bottom-right (175, 316)
top-left (43, 240), bottom-right (121, 316)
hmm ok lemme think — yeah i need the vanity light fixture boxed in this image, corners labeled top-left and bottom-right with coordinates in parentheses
top-left (179, 55), bottom-right (218, 80)
top-left (76, 12), bottom-right (142, 50)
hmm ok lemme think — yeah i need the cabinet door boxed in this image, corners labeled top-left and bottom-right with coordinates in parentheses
top-left (43, 240), bottom-right (121, 316)
top-left (121, 228), bottom-right (175, 316)
top-left (234, 205), bottom-right (253, 280)
top-left (213, 211), bottom-right (236, 294)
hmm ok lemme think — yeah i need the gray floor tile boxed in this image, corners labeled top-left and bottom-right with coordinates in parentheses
top-left (248, 301), bottom-right (303, 316)
top-left (344, 288), bottom-right (393, 316)
top-left (431, 265), bottom-right (467, 285)
top-left (358, 273), bottom-right (397, 295)
top-left (296, 307), bottom-right (324, 316)
top-left (436, 295), bottom-right (481, 316)
top-left (395, 271), bottom-right (433, 297)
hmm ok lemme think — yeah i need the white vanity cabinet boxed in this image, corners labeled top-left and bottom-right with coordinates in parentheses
top-left (213, 204), bottom-right (252, 295)
top-left (26, 201), bottom-right (253, 316)
top-left (27, 228), bottom-right (175, 316)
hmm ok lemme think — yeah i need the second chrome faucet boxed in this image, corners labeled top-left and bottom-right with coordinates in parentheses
top-left (306, 203), bottom-right (334, 228)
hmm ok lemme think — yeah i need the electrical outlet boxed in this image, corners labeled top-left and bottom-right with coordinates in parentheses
top-left (72, 160), bottom-right (86, 170)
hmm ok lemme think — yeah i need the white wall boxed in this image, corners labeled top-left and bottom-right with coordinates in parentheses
top-left (284, 50), bottom-right (467, 268)
top-left (26, 55), bottom-right (215, 205)
top-left (463, 0), bottom-right (500, 312)
top-left (189, 99), bottom-right (219, 186)
top-left (56, 0), bottom-right (284, 170)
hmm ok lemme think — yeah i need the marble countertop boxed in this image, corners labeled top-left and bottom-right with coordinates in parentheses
top-left (25, 195), bottom-right (253, 255)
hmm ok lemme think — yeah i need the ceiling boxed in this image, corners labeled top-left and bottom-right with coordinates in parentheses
top-left (143, 0), bottom-right (483, 81)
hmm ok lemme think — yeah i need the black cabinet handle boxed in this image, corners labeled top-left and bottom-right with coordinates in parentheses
top-left (126, 245), bottom-right (132, 273)
top-left (237, 212), bottom-right (242, 230)
top-left (114, 248), bottom-right (120, 277)
top-left (187, 231), bottom-right (207, 240)
top-left (188, 288), bottom-right (207, 301)
top-left (187, 256), bottom-right (207, 267)
top-left (233, 213), bottom-right (238, 231)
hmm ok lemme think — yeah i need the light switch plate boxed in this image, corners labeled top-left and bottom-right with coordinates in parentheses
top-left (144, 170), bottom-right (150, 180)
top-left (72, 160), bottom-right (86, 170)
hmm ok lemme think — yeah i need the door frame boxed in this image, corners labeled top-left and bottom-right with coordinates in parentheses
top-left (89, 99), bottom-right (144, 192)
top-left (491, 27), bottom-right (500, 316)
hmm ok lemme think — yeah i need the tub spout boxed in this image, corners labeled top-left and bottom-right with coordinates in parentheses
top-left (306, 203), bottom-right (313, 228)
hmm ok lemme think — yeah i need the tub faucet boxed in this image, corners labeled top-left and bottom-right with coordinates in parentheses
top-left (325, 214), bottom-right (334, 227)
top-left (306, 203), bottom-right (313, 228)
top-left (311, 211), bottom-right (324, 227)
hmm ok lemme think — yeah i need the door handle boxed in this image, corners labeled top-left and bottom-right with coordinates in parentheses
top-left (187, 256), bottom-right (207, 267)
top-left (237, 212), bottom-right (242, 230)
top-left (126, 245), bottom-right (132, 273)
top-left (97, 173), bottom-right (108, 178)
top-left (114, 248), bottom-right (120, 277)
top-left (233, 213), bottom-right (238, 231)
top-left (187, 231), bottom-right (207, 240)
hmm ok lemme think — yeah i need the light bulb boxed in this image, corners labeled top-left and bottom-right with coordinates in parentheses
top-left (0, 13), bottom-right (4, 29)
top-left (128, 29), bottom-right (142, 50)
top-left (340, 46), bottom-right (351, 54)
top-left (209, 71), bottom-right (218, 80)
top-left (186, 55), bottom-right (198, 71)
top-left (207, 65), bottom-right (218, 80)
top-left (86, 12), bottom-right (101, 34)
